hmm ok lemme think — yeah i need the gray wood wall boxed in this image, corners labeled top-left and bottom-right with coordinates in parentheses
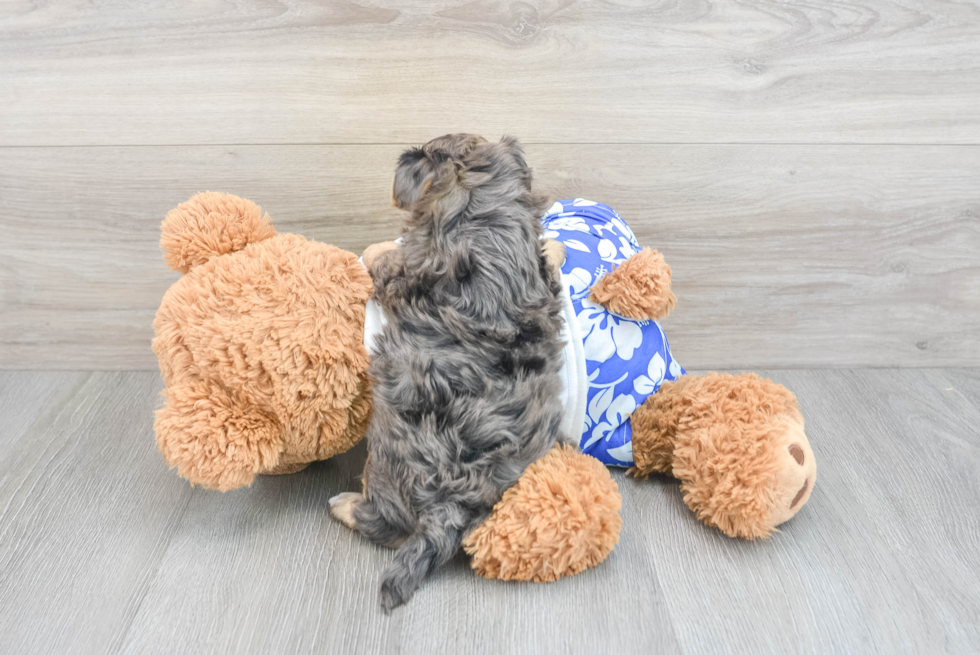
top-left (2, 0), bottom-right (979, 370)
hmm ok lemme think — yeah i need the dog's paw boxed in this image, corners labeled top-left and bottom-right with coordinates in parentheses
top-left (329, 492), bottom-right (361, 529)
top-left (362, 241), bottom-right (399, 270)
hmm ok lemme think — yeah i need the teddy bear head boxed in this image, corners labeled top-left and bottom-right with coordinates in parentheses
top-left (152, 192), bottom-right (375, 491)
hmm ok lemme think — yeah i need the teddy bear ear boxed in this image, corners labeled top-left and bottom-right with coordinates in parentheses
top-left (160, 191), bottom-right (277, 273)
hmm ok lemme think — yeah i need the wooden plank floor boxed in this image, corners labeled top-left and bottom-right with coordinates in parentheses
top-left (1, 369), bottom-right (977, 655)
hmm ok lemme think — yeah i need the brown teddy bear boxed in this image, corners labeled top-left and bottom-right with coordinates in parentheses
top-left (152, 191), bottom-right (815, 584)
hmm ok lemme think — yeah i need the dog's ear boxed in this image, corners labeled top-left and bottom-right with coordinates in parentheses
top-left (490, 135), bottom-right (535, 192)
top-left (496, 135), bottom-right (528, 169)
top-left (392, 147), bottom-right (439, 209)
top-left (490, 135), bottom-right (547, 210)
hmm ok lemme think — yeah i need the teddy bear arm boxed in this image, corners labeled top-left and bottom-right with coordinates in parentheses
top-left (463, 444), bottom-right (622, 582)
top-left (154, 379), bottom-right (285, 491)
top-left (589, 248), bottom-right (676, 321)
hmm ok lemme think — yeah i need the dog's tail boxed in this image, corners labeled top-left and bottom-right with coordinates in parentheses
top-left (379, 515), bottom-right (463, 613)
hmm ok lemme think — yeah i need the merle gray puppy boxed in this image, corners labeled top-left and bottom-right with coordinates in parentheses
top-left (330, 133), bottom-right (568, 611)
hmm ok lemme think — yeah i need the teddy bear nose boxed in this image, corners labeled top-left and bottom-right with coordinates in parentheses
top-left (788, 444), bottom-right (805, 466)
top-left (791, 478), bottom-right (810, 509)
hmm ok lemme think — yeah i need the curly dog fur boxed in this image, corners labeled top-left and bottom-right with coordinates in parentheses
top-left (331, 134), bottom-right (569, 611)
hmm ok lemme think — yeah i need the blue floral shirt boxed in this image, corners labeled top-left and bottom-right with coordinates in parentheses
top-left (542, 199), bottom-right (685, 467)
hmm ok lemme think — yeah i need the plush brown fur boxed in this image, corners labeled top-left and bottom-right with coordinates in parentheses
top-left (463, 444), bottom-right (622, 582)
top-left (629, 373), bottom-right (816, 539)
top-left (589, 248), bottom-right (675, 321)
top-left (160, 191), bottom-right (278, 274)
top-left (153, 192), bottom-right (374, 491)
top-left (541, 239), bottom-right (567, 277)
top-left (153, 187), bottom-right (814, 572)
top-left (583, 246), bottom-right (816, 538)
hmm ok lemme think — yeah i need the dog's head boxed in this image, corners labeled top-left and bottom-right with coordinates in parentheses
top-left (391, 134), bottom-right (542, 226)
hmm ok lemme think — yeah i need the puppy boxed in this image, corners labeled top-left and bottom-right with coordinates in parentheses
top-left (330, 134), bottom-right (568, 611)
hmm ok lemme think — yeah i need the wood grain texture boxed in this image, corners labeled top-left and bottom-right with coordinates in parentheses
top-left (1, 0), bottom-right (979, 146)
top-left (2, 144), bottom-right (978, 369)
top-left (0, 369), bottom-right (977, 654)
top-left (943, 368), bottom-right (980, 410)
top-left (632, 368), bottom-right (980, 654)
top-left (117, 444), bottom-right (682, 655)
top-left (0, 371), bottom-right (83, 453)
top-left (0, 371), bottom-right (194, 655)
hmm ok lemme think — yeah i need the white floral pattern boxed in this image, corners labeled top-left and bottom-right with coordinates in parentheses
top-left (542, 200), bottom-right (684, 467)
top-left (579, 298), bottom-right (643, 362)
